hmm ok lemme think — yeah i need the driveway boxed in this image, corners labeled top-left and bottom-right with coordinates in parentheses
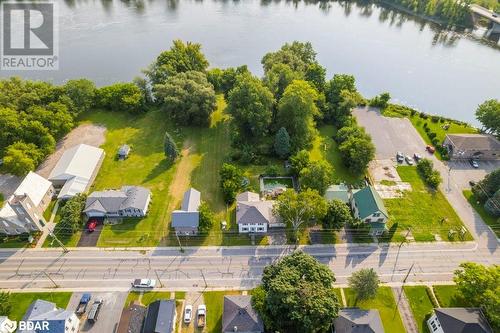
top-left (67, 291), bottom-right (127, 333)
top-left (354, 107), bottom-right (429, 160)
top-left (448, 159), bottom-right (500, 190)
top-left (77, 221), bottom-right (104, 247)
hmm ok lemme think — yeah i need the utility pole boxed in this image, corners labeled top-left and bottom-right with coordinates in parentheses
top-left (49, 229), bottom-right (69, 253)
top-left (200, 269), bottom-right (207, 288)
top-left (43, 271), bottom-right (58, 288)
top-left (175, 231), bottom-right (184, 253)
top-left (154, 269), bottom-right (164, 288)
top-left (402, 263), bottom-right (415, 284)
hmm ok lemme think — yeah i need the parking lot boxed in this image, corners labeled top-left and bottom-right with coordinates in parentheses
top-left (448, 159), bottom-right (500, 190)
top-left (67, 291), bottom-right (127, 333)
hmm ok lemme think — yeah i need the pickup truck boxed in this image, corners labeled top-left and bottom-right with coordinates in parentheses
top-left (76, 293), bottom-right (91, 315)
top-left (197, 304), bottom-right (206, 328)
top-left (87, 299), bottom-right (103, 324)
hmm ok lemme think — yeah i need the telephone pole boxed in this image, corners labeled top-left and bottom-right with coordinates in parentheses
top-left (49, 229), bottom-right (69, 253)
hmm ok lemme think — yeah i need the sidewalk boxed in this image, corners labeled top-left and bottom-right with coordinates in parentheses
top-left (35, 200), bottom-right (59, 248)
top-left (393, 287), bottom-right (418, 333)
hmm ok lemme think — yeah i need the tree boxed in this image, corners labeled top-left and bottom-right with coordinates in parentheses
top-left (54, 194), bottom-right (87, 236)
top-left (472, 169), bottom-right (500, 202)
top-left (207, 66), bottom-right (250, 97)
top-left (276, 80), bottom-right (319, 152)
top-left (164, 131), bottom-right (179, 161)
top-left (369, 92), bottom-right (391, 109)
top-left (63, 79), bottom-right (96, 114)
top-left (289, 149), bottom-right (310, 175)
top-left (299, 159), bottom-right (333, 195)
top-left (198, 201), bottom-right (216, 233)
top-left (274, 127), bottom-right (291, 159)
top-left (0, 292), bottom-right (12, 315)
top-left (273, 189), bottom-right (327, 244)
top-left (227, 73), bottom-right (274, 139)
top-left (263, 63), bottom-right (302, 101)
top-left (323, 199), bottom-right (353, 230)
top-left (251, 251), bottom-right (340, 333)
top-left (338, 136), bottom-right (375, 175)
top-left (261, 41), bottom-right (317, 74)
top-left (417, 158), bottom-right (442, 189)
top-left (348, 268), bottom-right (380, 302)
top-left (154, 71), bottom-right (216, 126)
top-left (484, 189), bottom-right (500, 217)
top-left (219, 163), bottom-right (245, 203)
top-left (325, 74), bottom-right (357, 121)
top-left (96, 83), bottom-right (144, 113)
top-left (2, 142), bottom-right (43, 176)
top-left (454, 262), bottom-right (500, 330)
top-left (145, 40), bottom-right (209, 85)
top-left (305, 62), bottom-right (326, 93)
top-left (475, 99), bottom-right (500, 137)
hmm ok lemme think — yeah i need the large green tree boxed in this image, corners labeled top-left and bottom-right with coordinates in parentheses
top-left (146, 40), bottom-right (209, 85)
top-left (198, 201), bottom-right (216, 233)
top-left (325, 74), bottom-right (358, 121)
top-left (227, 73), bottom-right (274, 139)
top-left (299, 159), bottom-right (333, 195)
top-left (63, 79), bottom-right (96, 115)
top-left (348, 268), bottom-right (380, 302)
top-left (263, 63), bottom-right (303, 101)
top-left (252, 251), bottom-right (340, 333)
top-left (475, 99), bottom-right (500, 137)
top-left (274, 127), bottom-right (291, 159)
top-left (154, 71), bottom-right (216, 126)
top-left (323, 199), bottom-right (353, 230)
top-left (219, 163), bottom-right (245, 203)
top-left (276, 80), bottom-right (319, 152)
top-left (2, 142), bottom-right (43, 176)
top-left (338, 135), bottom-right (375, 175)
top-left (289, 149), bottom-right (311, 175)
top-left (53, 194), bottom-right (87, 236)
top-left (472, 169), bottom-right (500, 202)
top-left (96, 83), bottom-right (144, 113)
top-left (261, 41), bottom-right (317, 74)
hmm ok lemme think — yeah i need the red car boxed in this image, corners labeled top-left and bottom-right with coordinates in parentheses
top-left (87, 219), bottom-right (98, 232)
top-left (426, 145), bottom-right (435, 154)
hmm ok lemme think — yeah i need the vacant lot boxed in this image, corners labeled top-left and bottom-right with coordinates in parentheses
top-left (404, 286), bottom-right (435, 333)
top-left (432, 285), bottom-right (468, 307)
top-left (463, 190), bottom-right (499, 237)
top-left (344, 287), bottom-right (405, 333)
top-left (384, 166), bottom-right (470, 242)
top-left (6, 292), bottom-right (72, 321)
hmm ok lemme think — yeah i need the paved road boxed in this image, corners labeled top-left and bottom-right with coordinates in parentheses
top-left (0, 242), bottom-right (497, 292)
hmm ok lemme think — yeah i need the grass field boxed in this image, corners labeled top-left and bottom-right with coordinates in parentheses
top-left (42, 199), bottom-right (58, 222)
top-left (463, 190), bottom-right (499, 237)
top-left (6, 292), bottom-right (72, 321)
top-left (344, 287), bottom-right (405, 333)
top-left (203, 290), bottom-right (241, 333)
top-left (124, 291), bottom-right (172, 307)
top-left (384, 166), bottom-right (471, 242)
top-left (432, 285), bottom-right (468, 307)
top-left (404, 286), bottom-right (435, 333)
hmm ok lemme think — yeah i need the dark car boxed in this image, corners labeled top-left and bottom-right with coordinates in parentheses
top-left (413, 153), bottom-right (422, 162)
top-left (396, 151), bottom-right (404, 163)
top-left (87, 219), bottom-right (98, 232)
top-left (469, 159), bottom-right (479, 168)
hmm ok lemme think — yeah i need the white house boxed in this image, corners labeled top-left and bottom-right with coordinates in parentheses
top-left (236, 191), bottom-right (281, 233)
top-left (0, 172), bottom-right (54, 235)
top-left (19, 299), bottom-right (80, 333)
top-left (426, 308), bottom-right (493, 333)
top-left (83, 186), bottom-right (151, 218)
top-left (49, 144), bottom-right (105, 200)
top-left (171, 188), bottom-right (201, 235)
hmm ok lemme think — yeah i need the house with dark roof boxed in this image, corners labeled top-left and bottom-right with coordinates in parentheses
top-left (171, 188), bottom-right (201, 235)
top-left (427, 308), bottom-right (493, 333)
top-left (334, 308), bottom-right (384, 333)
top-left (222, 295), bottom-right (264, 333)
top-left (443, 134), bottom-right (500, 160)
top-left (19, 299), bottom-right (80, 333)
top-left (350, 186), bottom-right (388, 236)
top-left (142, 300), bottom-right (176, 333)
top-left (236, 191), bottom-right (283, 233)
top-left (83, 186), bottom-right (151, 218)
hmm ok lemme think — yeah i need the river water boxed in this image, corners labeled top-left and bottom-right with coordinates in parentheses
top-left (1, 0), bottom-right (499, 124)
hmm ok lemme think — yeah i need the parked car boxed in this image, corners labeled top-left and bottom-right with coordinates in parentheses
top-left (396, 151), bottom-right (404, 163)
top-left (184, 305), bottom-right (193, 324)
top-left (87, 299), bottom-right (103, 324)
top-left (426, 145), bottom-right (435, 154)
top-left (197, 304), bottom-right (206, 328)
top-left (470, 159), bottom-right (479, 169)
top-left (405, 155), bottom-right (414, 165)
top-left (76, 293), bottom-right (91, 315)
top-left (469, 180), bottom-right (476, 187)
top-left (413, 153), bottom-right (422, 162)
top-left (131, 279), bottom-right (156, 288)
top-left (87, 219), bottom-right (97, 232)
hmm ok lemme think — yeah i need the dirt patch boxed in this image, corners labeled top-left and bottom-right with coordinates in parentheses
top-left (36, 123), bottom-right (106, 178)
top-left (369, 159), bottom-right (402, 183)
top-left (374, 183), bottom-right (412, 199)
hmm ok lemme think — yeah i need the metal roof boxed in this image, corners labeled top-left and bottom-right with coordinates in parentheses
top-left (352, 186), bottom-right (388, 219)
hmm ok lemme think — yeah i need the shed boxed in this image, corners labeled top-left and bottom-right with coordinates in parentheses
top-left (118, 144), bottom-right (131, 159)
top-left (325, 184), bottom-right (350, 203)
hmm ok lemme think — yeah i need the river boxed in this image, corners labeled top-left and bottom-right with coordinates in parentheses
top-left (1, 0), bottom-right (499, 124)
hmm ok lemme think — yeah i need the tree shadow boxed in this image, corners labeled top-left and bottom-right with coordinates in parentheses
top-left (143, 159), bottom-right (173, 183)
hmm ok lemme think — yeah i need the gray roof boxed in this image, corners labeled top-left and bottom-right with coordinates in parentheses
top-left (446, 134), bottom-right (500, 151)
top-left (236, 191), bottom-right (260, 202)
top-left (325, 184), bottom-right (350, 203)
top-left (118, 144), bottom-right (131, 155)
top-left (84, 186), bottom-right (151, 214)
top-left (222, 295), bottom-right (264, 333)
top-left (335, 308), bottom-right (384, 333)
top-left (172, 188), bottom-right (201, 228)
top-left (236, 200), bottom-right (276, 225)
top-left (20, 299), bottom-right (75, 333)
top-left (181, 188), bottom-right (201, 211)
top-left (435, 308), bottom-right (493, 333)
top-left (142, 300), bottom-right (175, 333)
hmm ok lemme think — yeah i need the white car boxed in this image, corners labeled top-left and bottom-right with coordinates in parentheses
top-left (184, 305), bottom-right (193, 323)
top-left (131, 279), bottom-right (156, 288)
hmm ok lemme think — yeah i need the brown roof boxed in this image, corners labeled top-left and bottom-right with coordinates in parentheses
top-left (446, 134), bottom-right (500, 151)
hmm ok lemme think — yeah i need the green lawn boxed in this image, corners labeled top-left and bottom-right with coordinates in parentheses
top-left (463, 190), bottom-right (499, 237)
top-left (42, 199), bottom-right (59, 222)
top-left (175, 291), bottom-right (186, 300)
top-left (203, 291), bottom-right (241, 333)
top-left (0, 234), bottom-right (30, 248)
top-left (124, 291), bottom-right (172, 308)
top-left (344, 287), bottom-right (405, 333)
top-left (432, 285), bottom-right (468, 307)
top-left (5, 292), bottom-right (72, 321)
top-left (404, 286), bottom-right (435, 333)
top-left (384, 166), bottom-right (471, 242)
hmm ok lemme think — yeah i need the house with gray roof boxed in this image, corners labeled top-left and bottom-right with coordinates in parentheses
top-left (427, 308), bottom-right (493, 333)
top-left (19, 299), bottom-right (79, 333)
top-left (443, 134), bottom-right (500, 160)
top-left (334, 308), bottom-right (384, 333)
top-left (142, 300), bottom-right (176, 333)
top-left (222, 295), bottom-right (264, 333)
top-left (236, 191), bottom-right (282, 233)
top-left (171, 188), bottom-right (201, 235)
top-left (83, 186), bottom-right (151, 218)
top-left (350, 186), bottom-right (388, 236)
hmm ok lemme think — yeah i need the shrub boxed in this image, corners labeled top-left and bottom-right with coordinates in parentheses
top-left (265, 165), bottom-right (280, 176)
top-left (417, 158), bottom-right (442, 189)
top-left (428, 132), bottom-right (437, 139)
top-left (431, 115), bottom-right (439, 123)
top-left (431, 138), bottom-right (439, 146)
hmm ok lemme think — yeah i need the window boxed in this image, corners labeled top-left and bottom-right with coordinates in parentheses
top-left (257, 227), bottom-right (264, 231)
top-left (373, 213), bottom-right (380, 217)
top-left (242, 227), bottom-right (248, 231)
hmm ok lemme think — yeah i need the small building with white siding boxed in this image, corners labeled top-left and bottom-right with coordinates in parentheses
top-left (236, 191), bottom-right (281, 233)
